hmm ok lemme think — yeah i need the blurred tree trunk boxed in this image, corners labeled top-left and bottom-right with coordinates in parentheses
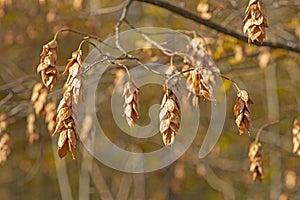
top-left (265, 63), bottom-right (282, 199)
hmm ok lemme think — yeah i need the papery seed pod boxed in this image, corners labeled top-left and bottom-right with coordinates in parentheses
top-left (45, 102), bottom-right (57, 135)
top-left (37, 40), bottom-right (59, 89)
top-left (0, 113), bottom-right (7, 134)
top-left (123, 80), bottom-right (139, 127)
top-left (248, 141), bottom-right (264, 182)
top-left (55, 91), bottom-right (78, 160)
top-left (234, 90), bottom-right (253, 135)
top-left (31, 83), bottom-right (48, 116)
top-left (159, 65), bottom-right (181, 146)
top-left (53, 50), bottom-right (83, 160)
top-left (196, 0), bottom-right (212, 20)
top-left (0, 133), bottom-right (12, 165)
top-left (186, 67), bottom-right (215, 106)
top-left (258, 47), bottom-right (271, 69)
top-left (284, 170), bottom-right (296, 190)
top-left (185, 37), bottom-right (220, 102)
top-left (243, 0), bottom-right (268, 43)
top-left (64, 50), bottom-right (83, 104)
top-left (26, 113), bottom-right (39, 144)
top-left (292, 116), bottom-right (300, 156)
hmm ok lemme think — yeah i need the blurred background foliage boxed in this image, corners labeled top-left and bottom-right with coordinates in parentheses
top-left (0, 0), bottom-right (300, 199)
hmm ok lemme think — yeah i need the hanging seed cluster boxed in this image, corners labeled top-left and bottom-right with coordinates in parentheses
top-left (45, 102), bottom-right (57, 135)
top-left (184, 37), bottom-right (220, 106)
top-left (292, 116), bottom-right (300, 156)
top-left (31, 83), bottom-right (48, 116)
top-left (37, 40), bottom-right (59, 90)
top-left (63, 51), bottom-right (83, 104)
top-left (0, 133), bottom-right (12, 165)
top-left (25, 113), bottom-right (39, 144)
top-left (196, 0), bottom-right (212, 20)
top-left (185, 38), bottom-right (220, 90)
top-left (54, 51), bottom-right (82, 160)
top-left (243, 0), bottom-right (268, 43)
top-left (248, 141), bottom-right (264, 182)
top-left (123, 80), bottom-right (139, 127)
top-left (0, 113), bottom-right (7, 134)
top-left (186, 67), bottom-right (215, 107)
top-left (234, 90), bottom-right (253, 135)
top-left (159, 65), bottom-right (181, 146)
top-left (0, 113), bottom-right (11, 165)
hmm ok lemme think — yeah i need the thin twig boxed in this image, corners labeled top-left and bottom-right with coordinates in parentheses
top-left (255, 120), bottom-right (279, 143)
top-left (124, 19), bottom-right (184, 57)
top-left (90, 0), bottom-right (130, 15)
top-left (220, 75), bottom-right (240, 91)
top-left (115, 0), bottom-right (133, 55)
top-left (0, 92), bottom-right (13, 107)
top-left (52, 28), bottom-right (116, 49)
top-left (134, 0), bottom-right (300, 54)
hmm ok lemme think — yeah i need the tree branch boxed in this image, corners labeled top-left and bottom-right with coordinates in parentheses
top-left (134, 0), bottom-right (300, 54)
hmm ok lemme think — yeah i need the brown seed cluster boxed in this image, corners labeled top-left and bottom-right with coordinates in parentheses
top-left (45, 102), bottom-right (57, 135)
top-left (185, 37), bottom-right (220, 102)
top-left (53, 51), bottom-right (82, 160)
top-left (248, 141), bottom-right (264, 182)
top-left (243, 0), bottom-right (268, 43)
top-left (0, 113), bottom-right (11, 165)
top-left (31, 83), bottom-right (48, 116)
top-left (0, 113), bottom-right (7, 133)
top-left (123, 80), bottom-right (139, 127)
top-left (186, 67), bottom-right (215, 107)
top-left (37, 40), bottom-right (59, 90)
top-left (159, 65), bottom-right (181, 146)
top-left (63, 51), bottom-right (83, 104)
top-left (0, 133), bottom-right (12, 165)
top-left (196, 0), bottom-right (212, 20)
top-left (234, 90), bottom-right (253, 135)
top-left (26, 113), bottom-right (39, 144)
top-left (292, 116), bottom-right (300, 156)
